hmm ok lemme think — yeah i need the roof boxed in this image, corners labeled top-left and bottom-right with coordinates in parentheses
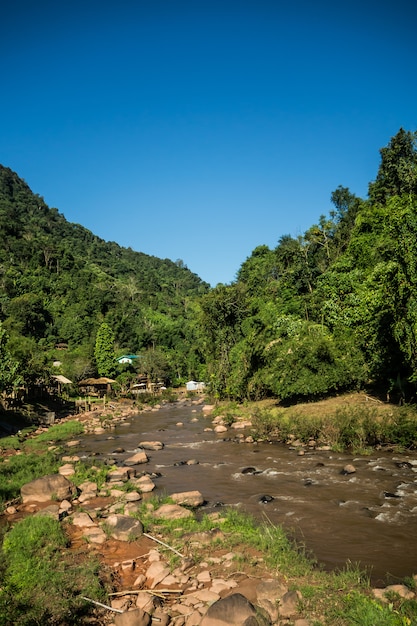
top-left (117, 354), bottom-right (140, 360)
top-left (52, 375), bottom-right (73, 384)
top-left (78, 377), bottom-right (116, 385)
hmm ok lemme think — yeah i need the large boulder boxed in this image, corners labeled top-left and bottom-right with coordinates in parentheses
top-left (170, 490), bottom-right (204, 507)
top-left (153, 504), bottom-right (193, 520)
top-left (21, 474), bottom-right (74, 503)
top-left (104, 514), bottom-right (144, 541)
top-left (200, 593), bottom-right (270, 626)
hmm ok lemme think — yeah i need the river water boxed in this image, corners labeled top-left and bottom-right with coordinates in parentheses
top-left (75, 402), bottom-right (417, 585)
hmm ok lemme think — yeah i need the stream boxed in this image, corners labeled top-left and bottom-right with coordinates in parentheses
top-left (74, 402), bottom-right (417, 585)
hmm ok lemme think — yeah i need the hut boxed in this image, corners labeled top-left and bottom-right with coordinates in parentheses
top-left (78, 377), bottom-right (116, 397)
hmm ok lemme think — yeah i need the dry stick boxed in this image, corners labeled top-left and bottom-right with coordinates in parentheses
top-left (109, 589), bottom-right (183, 597)
top-left (81, 596), bottom-right (123, 613)
top-left (143, 532), bottom-right (185, 558)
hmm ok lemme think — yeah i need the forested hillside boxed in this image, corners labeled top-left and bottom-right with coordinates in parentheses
top-left (1, 128), bottom-right (417, 405)
top-left (0, 166), bottom-right (209, 388)
top-left (199, 128), bottom-right (417, 403)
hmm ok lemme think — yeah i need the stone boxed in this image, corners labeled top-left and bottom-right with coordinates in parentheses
top-left (138, 441), bottom-right (164, 450)
top-left (107, 467), bottom-right (135, 482)
top-left (82, 526), bottom-right (107, 544)
top-left (35, 504), bottom-right (60, 519)
top-left (154, 504), bottom-right (193, 520)
top-left (114, 608), bottom-right (151, 626)
top-left (202, 405), bottom-right (215, 415)
top-left (72, 512), bottom-right (96, 528)
top-left (104, 514), bottom-right (144, 541)
top-left (134, 476), bottom-right (156, 492)
top-left (214, 425), bottom-right (228, 433)
top-left (145, 561), bottom-right (170, 589)
top-left (342, 464), bottom-right (356, 475)
top-left (59, 463), bottom-right (75, 476)
top-left (79, 480), bottom-right (98, 494)
top-left (21, 474), bottom-right (74, 503)
top-left (125, 491), bottom-right (142, 502)
top-left (200, 593), bottom-right (269, 626)
top-left (170, 490), bottom-right (204, 507)
top-left (124, 451), bottom-right (149, 466)
top-left (278, 590), bottom-right (302, 618)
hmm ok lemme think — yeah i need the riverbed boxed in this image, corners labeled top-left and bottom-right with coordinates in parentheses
top-left (74, 402), bottom-right (417, 586)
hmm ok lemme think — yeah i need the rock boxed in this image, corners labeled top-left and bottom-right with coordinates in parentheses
top-left (125, 451), bottom-right (149, 466)
top-left (79, 480), bottom-right (98, 495)
top-left (154, 504), bottom-right (194, 520)
top-left (170, 490), bottom-right (204, 507)
top-left (72, 511), bottom-right (96, 528)
top-left (114, 608), bottom-right (151, 626)
top-left (342, 464), bottom-right (356, 475)
top-left (200, 593), bottom-right (270, 626)
top-left (59, 463), bottom-right (75, 476)
top-left (82, 526), bottom-right (107, 544)
top-left (5, 506), bottom-right (17, 515)
top-left (146, 561), bottom-right (171, 588)
top-left (373, 584), bottom-right (415, 601)
top-left (202, 405), bottom-right (215, 415)
top-left (231, 421), bottom-right (252, 429)
top-left (139, 441), bottom-right (164, 451)
top-left (214, 425), bottom-right (228, 433)
top-left (256, 580), bottom-right (288, 622)
top-left (107, 467), bottom-right (136, 483)
top-left (35, 504), bottom-right (60, 519)
top-left (135, 476), bottom-right (156, 493)
top-left (21, 474), bottom-right (74, 503)
top-left (258, 495), bottom-right (274, 504)
top-left (278, 590), bottom-right (302, 618)
top-left (104, 514), bottom-right (144, 541)
top-left (125, 491), bottom-right (142, 502)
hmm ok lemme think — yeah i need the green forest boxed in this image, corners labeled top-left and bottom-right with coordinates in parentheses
top-left (1, 127), bottom-right (417, 405)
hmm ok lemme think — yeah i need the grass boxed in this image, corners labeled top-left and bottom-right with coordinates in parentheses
top-left (0, 515), bottom-right (107, 625)
top-left (0, 450), bottom-right (60, 507)
top-left (215, 393), bottom-right (417, 453)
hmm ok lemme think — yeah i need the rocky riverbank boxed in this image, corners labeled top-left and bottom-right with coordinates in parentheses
top-left (2, 397), bottom-right (417, 625)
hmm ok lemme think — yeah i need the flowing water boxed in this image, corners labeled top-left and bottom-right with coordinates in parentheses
top-left (75, 402), bottom-right (417, 585)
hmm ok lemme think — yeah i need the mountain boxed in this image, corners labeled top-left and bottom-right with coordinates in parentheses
top-left (0, 165), bottom-right (209, 384)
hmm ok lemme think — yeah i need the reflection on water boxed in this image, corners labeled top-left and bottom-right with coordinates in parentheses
top-left (76, 403), bottom-right (417, 584)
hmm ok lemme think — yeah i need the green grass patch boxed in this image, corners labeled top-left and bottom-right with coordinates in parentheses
top-left (0, 450), bottom-right (60, 506)
top-left (0, 515), bottom-right (106, 625)
top-left (24, 420), bottom-right (85, 450)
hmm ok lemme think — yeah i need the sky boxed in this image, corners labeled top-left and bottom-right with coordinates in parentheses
top-left (1, 0), bottom-right (416, 287)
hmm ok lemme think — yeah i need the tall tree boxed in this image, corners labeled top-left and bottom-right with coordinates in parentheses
top-left (94, 323), bottom-right (116, 377)
top-left (368, 128), bottom-right (417, 204)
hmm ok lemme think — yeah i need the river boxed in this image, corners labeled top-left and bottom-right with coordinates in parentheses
top-left (74, 402), bottom-right (417, 586)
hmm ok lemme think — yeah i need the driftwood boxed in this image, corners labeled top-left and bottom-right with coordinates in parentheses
top-left (143, 532), bottom-right (185, 558)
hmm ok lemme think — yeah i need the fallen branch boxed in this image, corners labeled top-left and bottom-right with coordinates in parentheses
top-left (81, 596), bottom-right (122, 613)
top-left (109, 589), bottom-right (183, 597)
top-left (143, 532), bottom-right (185, 558)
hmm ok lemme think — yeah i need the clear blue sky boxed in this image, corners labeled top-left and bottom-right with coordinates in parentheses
top-left (1, 0), bottom-right (416, 287)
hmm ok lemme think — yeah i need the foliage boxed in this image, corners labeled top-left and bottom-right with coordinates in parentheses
top-left (94, 322), bottom-right (116, 377)
top-left (0, 164), bottom-right (209, 391)
top-left (0, 323), bottom-right (20, 394)
top-left (0, 515), bottom-right (105, 625)
top-left (2, 128), bottom-right (417, 405)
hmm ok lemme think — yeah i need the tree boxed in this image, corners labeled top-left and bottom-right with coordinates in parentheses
top-left (0, 323), bottom-right (20, 395)
top-left (368, 128), bottom-right (417, 204)
top-left (94, 323), bottom-right (116, 377)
